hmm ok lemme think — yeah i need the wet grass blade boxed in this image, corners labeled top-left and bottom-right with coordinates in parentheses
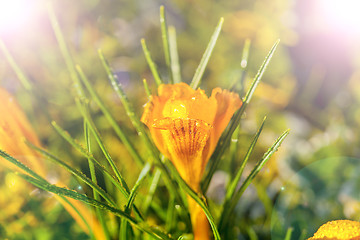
top-left (0, 39), bottom-right (32, 91)
top-left (201, 40), bottom-right (280, 193)
top-left (27, 141), bottom-right (116, 207)
top-left (75, 99), bottom-right (130, 195)
top-left (225, 116), bottom-right (267, 202)
top-left (160, 5), bottom-right (172, 84)
top-left (218, 129), bottom-right (289, 231)
top-left (76, 65), bottom-right (144, 167)
top-left (84, 120), bottom-right (111, 239)
top-left (121, 163), bottom-right (151, 239)
top-left (47, 3), bottom-right (85, 99)
top-left (190, 18), bottom-right (224, 89)
top-left (169, 26), bottom-right (182, 83)
top-left (143, 78), bottom-right (152, 98)
top-left (142, 168), bottom-right (161, 214)
top-left (0, 150), bottom-right (46, 183)
top-left (51, 121), bottom-right (144, 220)
top-left (141, 39), bottom-right (162, 86)
top-left (98, 51), bottom-right (156, 156)
top-left (16, 173), bottom-right (170, 240)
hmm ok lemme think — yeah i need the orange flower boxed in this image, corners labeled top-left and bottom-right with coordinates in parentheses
top-left (308, 220), bottom-right (360, 240)
top-left (0, 88), bottom-right (105, 239)
top-left (141, 83), bottom-right (242, 239)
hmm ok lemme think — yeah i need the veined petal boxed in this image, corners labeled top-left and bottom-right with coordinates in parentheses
top-left (153, 118), bottom-right (212, 189)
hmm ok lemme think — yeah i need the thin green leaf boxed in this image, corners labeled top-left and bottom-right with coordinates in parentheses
top-left (218, 129), bottom-right (290, 231)
top-left (0, 150), bottom-right (94, 237)
top-left (284, 227), bottom-right (294, 240)
top-left (243, 39), bottom-right (280, 104)
top-left (76, 64), bottom-right (144, 167)
top-left (190, 18), bottom-right (224, 89)
top-left (84, 120), bottom-right (111, 239)
top-left (160, 5), bottom-right (172, 84)
top-left (166, 161), bottom-right (221, 240)
top-left (229, 38), bottom-right (251, 93)
top-left (121, 163), bottom-right (151, 239)
top-left (142, 168), bottom-right (161, 214)
top-left (143, 78), bottom-right (152, 98)
top-left (202, 39), bottom-right (280, 193)
top-left (225, 116), bottom-right (267, 202)
top-left (126, 163), bottom-right (151, 212)
top-left (240, 38), bottom-right (251, 70)
top-left (0, 150), bottom-right (46, 183)
top-left (77, 100), bottom-right (128, 196)
top-left (16, 173), bottom-right (169, 240)
top-left (75, 99), bottom-right (130, 193)
top-left (0, 39), bottom-right (32, 90)
top-left (141, 38), bottom-right (162, 86)
top-left (47, 3), bottom-right (85, 99)
top-left (27, 141), bottom-right (116, 207)
top-left (97, 51), bottom-right (156, 157)
top-left (51, 121), bottom-right (144, 220)
top-left (169, 26), bottom-right (182, 83)
top-left (166, 195), bottom-right (176, 231)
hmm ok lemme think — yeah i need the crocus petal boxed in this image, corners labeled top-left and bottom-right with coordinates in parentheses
top-left (206, 88), bottom-right (243, 160)
top-left (308, 220), bottom-right (360, 240)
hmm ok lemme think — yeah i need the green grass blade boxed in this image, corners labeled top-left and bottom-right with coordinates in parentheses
top-left (97, 51), bottom-right (157, 157)
top-left (225, 116), bottom-right (267, 202)
top-left (142, 168), bottom-right (161, 214)
top-left (47, 3), bottom-right (85, 99)
top-left (229, 38), bottom-right (251, 93)
top-left (141, 39), bottom-right (162, 86)
top-left (142, 78), bottom-right (152, 97)
top-left (201, 39), bottom-right (280, 193)
top-left (166, 161), bottom-right (221, 240)
top-left (16, 173), bottom-right (169, 240)
top-left (169, 26), bottom-right (182, 83)
top-left (121, 163), bottom-right (151, 239)
top-left (51, 121), bottom-right (121, 188)
top-left (243, 39), bottom-right (280, 104)
top-left (84, 120), bottom-right (111, 239)
top-left (0, 150), bottom-right (46, 183)
top-left (240, 39), bottom-right (251, 70)
top-left (190, 18), bottom-right (224, 89)
top-left (218, 129), bottom-right (289, 231)
top-left (160, 5), bottom-right (172, 84)
top-left (0, 39), bottom-right (32, 90)
top-left (76, 65), bottom-right (144, 167)
top-left (75, 99), bottom-right (130, 194)
top-left (284, 227), bottom-right (294, 240)
top-left (51, 121), bottom-right (144, 220)
top-left (126, 163), bottom-right (151, 212)
top-left (26, 141), bottom-right (116, 207)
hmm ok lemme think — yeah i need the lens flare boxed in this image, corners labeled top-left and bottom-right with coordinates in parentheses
top-left (318, 0), bottom-right (360, 35)
top-left (0, 0), bottom-right (36, 35)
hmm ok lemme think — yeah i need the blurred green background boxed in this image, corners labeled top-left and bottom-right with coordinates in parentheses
top-left (1, 0), bottom-right (360, 239)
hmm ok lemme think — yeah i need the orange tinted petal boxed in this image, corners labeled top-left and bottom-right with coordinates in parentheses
top-left (153, 118), bottom-right (211, 189)
top-left (207, 88), bottom-right (242, 158)
top-left (308, 220), bottom-right (360, 240)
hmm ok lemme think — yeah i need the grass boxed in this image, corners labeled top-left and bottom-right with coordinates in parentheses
top-left (0, 5), bottom-right (287, 240)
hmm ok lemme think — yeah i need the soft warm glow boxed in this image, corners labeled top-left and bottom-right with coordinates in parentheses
top-left (318, 0), bottom-right (360, 35)
top-left (0, 0), bottom-right (35, 35)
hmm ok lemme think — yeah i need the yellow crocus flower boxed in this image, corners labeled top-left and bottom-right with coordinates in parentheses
top-left (308, 220), bottom-right (360, 240)
top-left (141, 83), bottom-right (242, 240)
